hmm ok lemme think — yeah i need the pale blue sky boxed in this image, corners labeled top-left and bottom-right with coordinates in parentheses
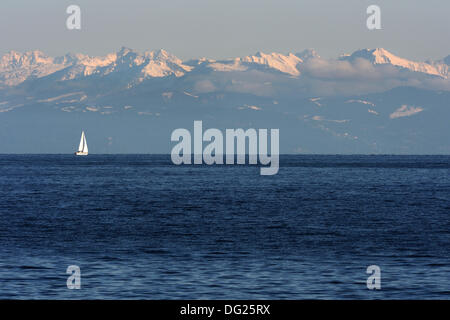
top-left (1, 0), bottom-right (449, 61)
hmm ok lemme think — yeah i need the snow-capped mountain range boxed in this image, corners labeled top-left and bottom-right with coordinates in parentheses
top-left (1, 47), bottom-right (449, 154)
top-left (0, 47), bottom-right (193, 86)
top-left (339, 48), bottom-right (448, 78)
top-left (0, 47), bottom-right (448, 87)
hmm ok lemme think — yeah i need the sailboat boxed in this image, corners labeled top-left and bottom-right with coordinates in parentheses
top-left (75, 131), bottom-right (89, 155)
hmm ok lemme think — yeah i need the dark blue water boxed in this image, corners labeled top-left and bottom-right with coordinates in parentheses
top-left (0, 155), bottom-right (449, 299)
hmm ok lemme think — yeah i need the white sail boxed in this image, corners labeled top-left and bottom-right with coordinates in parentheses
top-left (82, 132), bottom-right (88, 153)
top-left (78, 131), bottom-right (85, 152)
top-left (76, 131), bottom-right (88, 155)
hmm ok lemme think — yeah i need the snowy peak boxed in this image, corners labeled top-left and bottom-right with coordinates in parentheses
top-left (69, 47), bottom-right (192, 79)
top-left (140, 49), bottom-right (192, 78)
top-left (0, 50), bottom-right (53, 67)
top-left (0, 48), bottom-right (193, 85)
top-left (59, 47), bottom-right (193, 79)
top-left (0, 50), bottom-right (71, 86)
top-left (1, 47), bottom-right (449, 87)
top-left (240, 52), bottom-right (303, 76)
top-left (201, 51), bottom-right (304, 76)
top-left (144, 49), bottom-right (176, 61)
top-left (117, 46), bottom-right (135, 57)
top-left (341, 48), bottom-right (446, 78)
top-left (205, 51), bottom-right (304, 76)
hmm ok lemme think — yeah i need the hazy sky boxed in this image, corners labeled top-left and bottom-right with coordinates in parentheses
top-left (1, 0), bottom-right (449, 61)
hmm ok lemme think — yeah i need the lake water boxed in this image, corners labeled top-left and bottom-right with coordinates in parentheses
top-left (0, 155), bottom-right (449, 299)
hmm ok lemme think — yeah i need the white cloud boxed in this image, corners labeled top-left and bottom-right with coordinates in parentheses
top-left (311, 115), bottom-right (349, 123)
top-left (237, 104), bottom-right (262, 111)
top-left (347, 99), bottom-right (376, 107)
top-left (390, 105), bottom-right (423, 119)
top-left (298, 57), bottom-right (450, 95)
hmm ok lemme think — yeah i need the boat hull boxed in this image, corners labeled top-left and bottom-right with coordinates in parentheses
top-left (75, 152), bottom-right (88, 156)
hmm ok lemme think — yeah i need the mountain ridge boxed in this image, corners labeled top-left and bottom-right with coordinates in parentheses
top-left (1, 47), bottom-right (448, 87)
top-left (1, 47), bottom-right (449, 154)
top-left (339, 48), bottom-right (448, 78)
